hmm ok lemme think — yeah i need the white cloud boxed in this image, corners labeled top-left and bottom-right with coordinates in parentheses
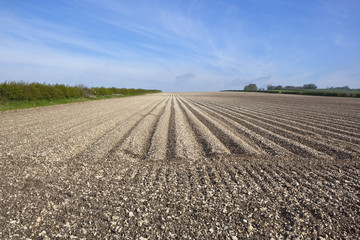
top-left (1, 0), bottom-right (360, 90)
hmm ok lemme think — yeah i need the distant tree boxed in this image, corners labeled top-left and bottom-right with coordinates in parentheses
top-left (267, 85), bottom-right (283, 90)
top-left (244, 84), bottom-right (258, 92)
top-left (267, 85), bottom-right (275, 90)
top-left (303, 83), bottom-right (317, 89)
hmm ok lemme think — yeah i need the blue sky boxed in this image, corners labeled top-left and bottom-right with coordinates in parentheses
top-left (1, 0), bottom-right (360, 91)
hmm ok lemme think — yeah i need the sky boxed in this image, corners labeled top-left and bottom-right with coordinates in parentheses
top-left (1, 0), bottom-right (360, 91)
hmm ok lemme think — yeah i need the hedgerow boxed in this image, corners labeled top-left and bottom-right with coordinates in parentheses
top-left (0, 81), bottom-right (161, 102)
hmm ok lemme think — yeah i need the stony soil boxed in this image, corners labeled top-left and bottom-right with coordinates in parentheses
top-left (0, 92), bottom-right (359, 239)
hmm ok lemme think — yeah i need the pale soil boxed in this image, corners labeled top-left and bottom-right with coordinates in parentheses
top-left (0, 92), bottom-right (359, 239)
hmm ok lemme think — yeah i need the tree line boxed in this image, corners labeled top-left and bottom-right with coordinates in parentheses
top-left (0, 81), bottom-right (161, 102)
top-left (266, 83), bottom-right (318, 90)
top-left (241, 83), bottom-right (360, 97)
top-left (244, 83), bottom-right (319, 91)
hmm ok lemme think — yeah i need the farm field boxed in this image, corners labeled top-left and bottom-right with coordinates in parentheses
top-left (0, 92), bottom-right (359, 239)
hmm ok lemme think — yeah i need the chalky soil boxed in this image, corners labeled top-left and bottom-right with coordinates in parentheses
top-left (1, 92), bottom-right (359, 239)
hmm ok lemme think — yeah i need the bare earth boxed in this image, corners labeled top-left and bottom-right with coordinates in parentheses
top-left (0, 92), bottom-right (359, 239)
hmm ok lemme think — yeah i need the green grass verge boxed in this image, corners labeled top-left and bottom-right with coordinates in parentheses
top-left (0, 93), bottom-right (149, 111)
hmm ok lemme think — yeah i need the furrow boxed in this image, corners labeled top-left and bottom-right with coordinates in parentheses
top-left (206, 100), bottom-right (360, 146)
top-left (260, 164), bottom-right (347, 230)
top-left (147, 164), bottom-right (160, 186)
top-left (196, 165), bottom-right (211, 198)
top-left (223, 163), bottom-right (238, 185)
top-left (172, 97), bottom-right (203, 160)
top-left (319, 169), bottom-right (360, 193)
top-left (0, 104), bottom-right (92, 135)
top-left (301, 165), bottom-right (360, 198)
top-left (249, 164), bottom-right (286, 202)
top-left (187, 99), bottom-right (312, 157)
top-left (272, 164), bottom-right (352, 218)
top-left (219, 101), bottom-right (360, 142)
top-left (184, 98), bottom-right (295, 156)
top-left (107, 97), bottom-right (168, 161)
top-left (43, 99), bottom-right (148, 139)
top-left (73, 97), bottom-right (166, 162)
top-left (229, 102), bottom-right (360, 134)
top-left (242, 164), bottom-right (279, 202)
top-left (205, 162), bottom-right (219, 186)
top-left (166, 97), bottom-right (177, 160)
top-left (325, 165), bottom-right (360, 183)
top-left (152, 165), bottom-right (167, 192)
top-left (189, 99), bottom-right (329, 158)
top-left (177, 97), bottom-right (231, 157)
top-left (186, 162), bottom-right (203, 201)
top-left (164, 167), bottom-right (173, 188)
top-left (201, 161), bottom-right (229, 199)
top-left (235, 164), bottom-right (264, 194)
top-left (130, 167), bottom-right (143, 184)
top-left (2, 96), bottom-right (165, 162)
top-left (138, 164), bottom-right (153, 188)
top-left (223, 98), bottom-right (360, 130)
top-left (231, 165), bottom-right (253, 191)
top-left (259, 164), bottom-right (341, 222)
top-left (180, 98), bottom-right (262, 155)
top-left (145, 97), bottom-right (172, 161)
top-left (249, 162), bottom-right (332, 229)
top-left (116, 98), bottom-right (168, 160)
top-left (211, 103), bottom-right (356, 158)
top-left (211, 160), bottom-right (237, 199)
top-left (218, 102), bottom-right (360, 148)
top-left (196, 96), bottom-right (360, 134)
top-left (272, 107), bottom-right (360, 131)
top-left (1, 98), bottom-right (146, 146)
top-left (175, 164), bottom-right (191, 197)
top-left (75, 100), bottom-right (162, 156)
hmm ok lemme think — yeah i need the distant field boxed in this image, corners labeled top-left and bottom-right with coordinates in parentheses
top-left (303, 88), bottom-right (360, 92)
top-left (0, 92), bottom-right (359, 239)
top-left (263, 88), bottom-right (360, 97)
top-left (223, 88), bottom-right (360, 97)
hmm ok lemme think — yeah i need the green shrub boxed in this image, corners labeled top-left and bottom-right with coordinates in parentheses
top-left (0, 81), bottom-right (25, 100)
top-left (282, 91), bottom-right (301, 94)
top-left (302, 91), bottom-right (324, 96)
top-left (244, 84), bottom-right (258, 92)
top-left (0, 81), bottom-right (161, 102)
top-left (323, 92), bottom-right (338, 97)
top-left (263, 90), bottom-right (280, 94)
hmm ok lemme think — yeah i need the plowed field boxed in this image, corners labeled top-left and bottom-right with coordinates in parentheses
top-left (1, 92), bottom-right (359, 239)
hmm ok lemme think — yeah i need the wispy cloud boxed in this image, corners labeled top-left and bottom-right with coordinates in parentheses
top-left (1, 0), bottom-right (360, 90)
top-left (320, 0), bottom-right (349, 21)
top-left (175, 73), bottom-right (196, 83)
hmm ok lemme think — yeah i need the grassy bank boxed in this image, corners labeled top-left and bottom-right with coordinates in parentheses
top-left (0, 81), bottom-right (161, 111)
